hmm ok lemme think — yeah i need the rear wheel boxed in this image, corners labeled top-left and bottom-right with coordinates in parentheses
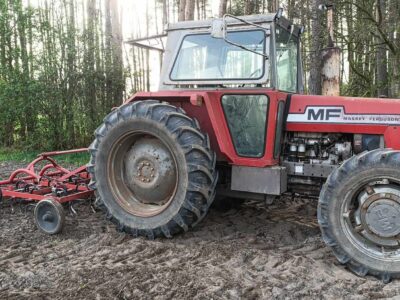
top-left (318, 149), bottom-right (400, 282)
top-left (87, 101), bottom-right (218, 238)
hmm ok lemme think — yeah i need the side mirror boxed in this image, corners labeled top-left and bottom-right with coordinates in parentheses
top-left (275, 8), bottom-right (283, 20)
top-left (210, 19), bottom-right (226, 39)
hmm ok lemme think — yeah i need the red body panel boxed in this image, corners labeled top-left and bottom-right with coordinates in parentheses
top-left (127, 90), bottom-right (400, 167)
top-left (287, 94), bottom-right (400, 149)
top-left (128, 89), bottom-right (288, 167)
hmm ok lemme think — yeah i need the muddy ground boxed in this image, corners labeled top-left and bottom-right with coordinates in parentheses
top-left (0, 161), bottom-right (399, 299)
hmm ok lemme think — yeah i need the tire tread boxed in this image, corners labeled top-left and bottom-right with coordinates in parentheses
top-left (87, 100), bottom-right (217, 239)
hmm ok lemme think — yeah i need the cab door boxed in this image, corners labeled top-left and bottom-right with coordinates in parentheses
top-left (205, 90), bottom-right (288, 167)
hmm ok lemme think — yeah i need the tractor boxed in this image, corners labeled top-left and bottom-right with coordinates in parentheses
top-left (3, 12), bottom-right (399, 282)
top-left (85, 12), bottom-right (400, 281)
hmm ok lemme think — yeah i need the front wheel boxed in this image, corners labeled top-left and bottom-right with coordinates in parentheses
top-left (318, 149), bottom-right (400, 282)
top-left (87, 100), bottom-right (218, 239)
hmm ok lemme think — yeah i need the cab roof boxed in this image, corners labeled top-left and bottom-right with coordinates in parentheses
top-left (167, 14), bottom-right (301, 38)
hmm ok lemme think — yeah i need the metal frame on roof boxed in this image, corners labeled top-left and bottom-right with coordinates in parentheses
top-left (125, 33), bottom-right (167, 52)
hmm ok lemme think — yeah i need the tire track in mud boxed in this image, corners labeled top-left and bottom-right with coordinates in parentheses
top-left (0, 162), bottom-right (400, 299)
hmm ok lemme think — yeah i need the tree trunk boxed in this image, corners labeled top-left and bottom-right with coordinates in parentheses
top-left (179, 0), bottom-right (186, 21)
top-left (388, 0), bottom-right (399, 97)
top-left (245, 0), bottom-right (255, 14)
top-left (196, 0), bottom-right (200, 19)
top-left (219, 0), bottom-right (228, 17)
top-left (376, 0), bottom-right (388, 97)
top-left (185, 0), bottom-right (195, 20)
top-left (145, 0), bottom-right (150, 91)
top-left (162, 0), bottom-right (168, 27)
top-left (111, 0), bottom-right (124, 102)
top-left (202, 0), bottom-right (207, 19)
top-left (86, 0), bottom-right (97, 132)
top-left (268, 0), bottom-right (279, 12)
top-left (65, 0), bottom-right (76, 145)
top-left (308, 0), bottom-right (323, 95)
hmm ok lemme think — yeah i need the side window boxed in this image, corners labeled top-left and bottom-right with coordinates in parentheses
top-left (274, 101), bottom-right (286, 158)
top-left (222, 95), bottom-right (269, 157)
top-left (276, 27), bottom-right (298, 92)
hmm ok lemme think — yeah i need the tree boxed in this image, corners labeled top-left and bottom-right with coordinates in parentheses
top-left (110, 0), bottom-right (124, 103)
top-left (219, 0), bottom-right (228, 17)
top-left (178, 0), bottom-right (186, 21)
top-left (376, 0), bottom-right (388, 97)
top-left (0, 0), bottom-right (399, 151)
top-left (85, 0), bottom-right (97, 132)
top-left (185, 0), bottom-right (195, 20)
top-left (308, 0), bottom-right (323, 95)
top-left (268, 0), bottom-right (279, 12)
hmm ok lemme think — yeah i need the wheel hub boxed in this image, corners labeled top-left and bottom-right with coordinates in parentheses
top-left (360, 192), bottom-right (400, 239)
top-left (124, 137), bottom-right (177, 205)
top-left (364, 198), bottom-right (400, 238)
top-left (136, 160), bottom-right (156, 183)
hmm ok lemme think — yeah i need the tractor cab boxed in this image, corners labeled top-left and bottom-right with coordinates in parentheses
top-left (159, 13), bottom-right (304, 93)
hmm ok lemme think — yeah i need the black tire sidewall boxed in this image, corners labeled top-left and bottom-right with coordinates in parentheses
top-left (326, 165), bottom-right (400, 273)
top-left (34, 200), bottom-right (65, 235)
top-left (95, 116), bottom-right (189, 230)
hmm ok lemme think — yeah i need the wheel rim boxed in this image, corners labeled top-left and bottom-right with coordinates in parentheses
top-left (342, 177), bottom-right (400, 261)
top-left (35, 199), bottom-right (64, 234)
top-left (107, 131), bottom-right (178, 217)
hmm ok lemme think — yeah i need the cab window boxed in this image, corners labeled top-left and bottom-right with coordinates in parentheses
top-left (222, 94), bottom-right (269, 157)
top-left (170, 30), bottom-right (266, 81)
top-left (276, 27), bottom-right (298, 92)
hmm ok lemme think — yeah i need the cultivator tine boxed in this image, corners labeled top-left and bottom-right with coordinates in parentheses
top-left (69, 199), bottom-right (91, 216)
top-left (90, 203), bottom-right (97, 213)
top-left (69, 203), bottom-right (78, 216)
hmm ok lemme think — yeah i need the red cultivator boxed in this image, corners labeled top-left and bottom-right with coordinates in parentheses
top-left (0, 148), bottom-right (93, 234)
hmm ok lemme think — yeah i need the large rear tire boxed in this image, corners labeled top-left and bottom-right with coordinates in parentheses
top-left (318, 149), bottom-right (400, 282)
top-left (87, 100), bottom-right (218, 239)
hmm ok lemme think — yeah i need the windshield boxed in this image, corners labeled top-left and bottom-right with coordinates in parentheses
top-left (170, 30), bottom-right (266, 81)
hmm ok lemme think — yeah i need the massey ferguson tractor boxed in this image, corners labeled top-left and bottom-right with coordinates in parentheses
top-left (1, 12), bottom-right (400, 282)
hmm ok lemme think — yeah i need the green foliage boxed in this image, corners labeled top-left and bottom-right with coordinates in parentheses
top-left (0, 0), bottom-right (125, 151)
top-left (0, 0), bottom-right (399, 155)
top-left (0, 148), bottom-right (89, 165)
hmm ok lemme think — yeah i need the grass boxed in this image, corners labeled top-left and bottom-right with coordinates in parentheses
top-left (0, 148), bottom-right (90, 166)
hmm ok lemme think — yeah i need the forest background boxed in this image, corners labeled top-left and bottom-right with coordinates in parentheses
top-left (0, 0), bottom-right (398, 151)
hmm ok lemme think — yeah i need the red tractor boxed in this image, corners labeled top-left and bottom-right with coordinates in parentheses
top-left (4, 13), bottom-right (396, 281)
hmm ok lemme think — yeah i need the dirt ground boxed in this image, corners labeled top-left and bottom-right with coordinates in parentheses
top-left (0, 162), bottom-right (400, 299)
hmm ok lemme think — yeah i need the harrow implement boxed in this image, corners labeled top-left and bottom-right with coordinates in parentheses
top-left (0, 148), bottom-right (93, 234)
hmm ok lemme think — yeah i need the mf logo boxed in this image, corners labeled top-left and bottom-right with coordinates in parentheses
top-left (375, 209), bottom-right (393, 231)
top-left (287, 105), bottom-right (400, 125)
top-left (307, 108), bottom-right (342, 121)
